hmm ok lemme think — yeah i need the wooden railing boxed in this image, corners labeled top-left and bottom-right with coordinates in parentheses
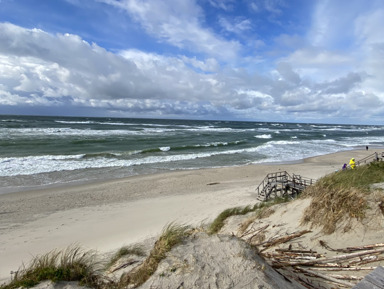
top-left (256, 171), bottom-right (314, 201)
top-left (355, 152), bottom-right (384, 166)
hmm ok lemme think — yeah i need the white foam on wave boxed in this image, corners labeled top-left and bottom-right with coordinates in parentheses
top-left (0, 144), bottom-right (261, 177)
top-left (255, 134), bottom-right (272, 139)
top-left (253, 138), bottom-right (343, 164)
top-left (1, 127), bottom-right (175, 137)
top-left (55, 120), bottom-right (96, 124)
top-left (1, 132), bottom-right (382, 177)
top-left (340, 136), bottom-right (384, 147)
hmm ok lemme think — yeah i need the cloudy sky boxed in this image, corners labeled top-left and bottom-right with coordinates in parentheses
top-left (0, 0), bottom-right (383, 124)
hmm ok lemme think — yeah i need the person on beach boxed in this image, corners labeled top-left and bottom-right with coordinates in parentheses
top-left (349, 158), bottom-right (356, 169)
top-left (342, 163), bottom-right (347, 170)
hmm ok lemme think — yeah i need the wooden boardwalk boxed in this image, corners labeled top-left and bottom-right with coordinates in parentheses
top-left (256, 171), bottom-right (314, 201)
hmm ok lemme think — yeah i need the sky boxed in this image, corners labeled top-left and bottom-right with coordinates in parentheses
top-left (0, 0), bottom-right (383, 124)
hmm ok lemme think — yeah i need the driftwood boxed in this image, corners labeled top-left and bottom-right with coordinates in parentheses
top-left (320, 240), bottom-right (384, 253)
top-left (110, 260), bottom-right (140, 273)
top-left (247, 223), bottom-right (384, 289)
top-left (274, 247), bottom-right (384, 267)
top-left (327, 274), bottom-right (363, 281)
top-left (310, 266), bottom-right (377, 271)
top-left (240, 224), bottom-right (269, 240)
top-left (257, 230), bottom-right (311, 250)
top-left (297, 267), bottom-right (355, 287)
top-left (275, 248), bottom-right (317, 254)
top-left (351, 256), bottom-right (384, 266)
top-left (264, 243), bottom-right (384, 288)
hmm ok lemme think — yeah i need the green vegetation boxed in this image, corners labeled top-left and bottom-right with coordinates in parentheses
top-left (108, 245), bottom-right (145, 268)
top-left (119, 223), bottom-right (190, 288)
top-left (208, 196), bottom-right (291, 235)
top-left (0, 246), bottom-right (100, 289)
top-left (301, 162), bottom-right (384, 234)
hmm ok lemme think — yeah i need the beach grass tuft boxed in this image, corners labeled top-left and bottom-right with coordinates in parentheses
top-left (1, 246), bottom-right (101, 289)
top-left (208, 206), bottom-right (255, 235)
top-left (301, 161), bottom-right (384, 234)
top-left (208, 196), bottom-right (291, 235)
top-left (108, 245), bottom-right (146, 269)
top-left (119, 223), bottom-right (190, 288)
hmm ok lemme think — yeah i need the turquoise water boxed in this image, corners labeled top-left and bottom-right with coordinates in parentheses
top-left (1, 115), bottom-right (383, 193)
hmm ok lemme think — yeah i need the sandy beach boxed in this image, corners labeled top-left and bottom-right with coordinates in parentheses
top-left (0, 149), bottom-right (375, 283)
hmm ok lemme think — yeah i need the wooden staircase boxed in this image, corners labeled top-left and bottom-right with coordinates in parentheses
top-left (256, 171), bottom-right (314, 201)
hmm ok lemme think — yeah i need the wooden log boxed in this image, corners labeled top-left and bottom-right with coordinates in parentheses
top-left (310, 266), bottom-right (376, 272)
top-left (320, 240), bottom-right (384, 253)
top-left (274, 247), bottom-right (384, 267)
top-left (297, 267), bottom-right (355, 287)
top-left (328, 274), bottom-right (363, 281)
top-left (275, 248), bottom-right (318, 254)
top-left (354, 256), bottom-right (384, 266)
top-left (110, 260), bottom-right (140, 273)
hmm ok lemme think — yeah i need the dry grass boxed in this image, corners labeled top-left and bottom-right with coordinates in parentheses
top-left (301, 186), bottom-right (367, 234)
top-left (255, 207), bottom-right (276, 219)
top-left (119, 223), bottom-right (190, 288)
top-left (301, 162), bottom-right (384, 234)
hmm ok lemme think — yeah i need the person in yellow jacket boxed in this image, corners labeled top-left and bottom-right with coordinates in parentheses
top-left (349, 158), bottom-right (356, 169)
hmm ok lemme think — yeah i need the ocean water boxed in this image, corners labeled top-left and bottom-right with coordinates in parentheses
top-left (1, 115), bottom-right (383, 193)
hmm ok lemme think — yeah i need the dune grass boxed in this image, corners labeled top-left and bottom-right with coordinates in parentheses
top-left (0, 246), bottom-right (100, 289)
top-left (119, 223), bottom-right (190, 288)
top-left (301, 161), bottom-right (384, 234)
top-left (108, 245), bottom-right (146, 268)
top-left (208, 196), bottom-right (291, 235)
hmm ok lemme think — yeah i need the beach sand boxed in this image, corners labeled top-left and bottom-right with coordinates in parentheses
top-left (0, 149), bottom-right (373, 283)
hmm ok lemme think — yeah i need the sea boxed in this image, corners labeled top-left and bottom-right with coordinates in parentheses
top-left (1, 115), bottom-right (383, 194)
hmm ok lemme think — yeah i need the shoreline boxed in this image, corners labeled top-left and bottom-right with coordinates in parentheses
top-left (0, 145), bottom-right (374, 196)
top-left (0, 149), bottom-right (380, 283)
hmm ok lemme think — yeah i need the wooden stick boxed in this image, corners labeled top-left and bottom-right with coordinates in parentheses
top-left (239, 222), bottom-right (258, 238)
top-left (353, 256), bottom-right (384, 266)
top-left (320, 240), bottom-right (384, 253)
top-left (261, 230), bottom-right (312, 249)
top-left (328, 274), bottom-right (363, 281)
top-left (110, 260), bottom-right (139, 273)
top-left (243, 224), bottom-right (269, 240)
top-left (297, 267), bottom-right (355, 287)
top-left (310, 266), bottom-right (376, 271)
top-left (275, 248), bottom-right (317, 254)
top-left (275, 247), bottom-right (384, 267)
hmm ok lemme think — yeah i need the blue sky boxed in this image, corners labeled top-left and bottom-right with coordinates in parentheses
top-left (0, 0), bottom-right (383, 124)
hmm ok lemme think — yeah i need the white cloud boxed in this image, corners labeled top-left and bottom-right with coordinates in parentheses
top-left (208, 0), bottom-right (235, 11)
top-left (1, 0), bottom-right (384, 126)
top-left (354, 9), bottom-right (384, 95)
top-left (100, 0), bottom-right (241, 60)
top-left (218, 17), bottom-right (252, 35)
